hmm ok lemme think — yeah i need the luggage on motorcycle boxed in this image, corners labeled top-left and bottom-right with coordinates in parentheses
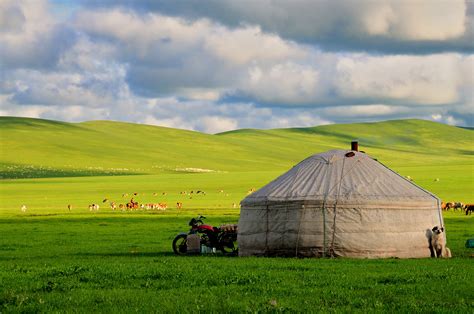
top-left (187, 234), bottom-right (201, 254)
top-left (220, 224), bottom-right (238, 233)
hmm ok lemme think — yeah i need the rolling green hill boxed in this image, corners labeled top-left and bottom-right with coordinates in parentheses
top-left (0, 116), bottom-right (472, 179)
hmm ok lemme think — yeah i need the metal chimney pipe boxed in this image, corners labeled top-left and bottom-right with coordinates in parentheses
top-left (351, 141), bottom-right (358, 151)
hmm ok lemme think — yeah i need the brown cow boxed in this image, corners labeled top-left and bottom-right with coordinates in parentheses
top-left (445, 202), bottom-right (455, 210)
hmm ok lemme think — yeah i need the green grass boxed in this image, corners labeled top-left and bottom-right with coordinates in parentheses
top-left (0, 117), bottom-right (473, 312)
top-left (0, 213), bottom-right (473, 312)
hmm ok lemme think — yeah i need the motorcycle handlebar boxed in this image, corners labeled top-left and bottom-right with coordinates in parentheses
top-left (189, 215), bottom-right (206, 226)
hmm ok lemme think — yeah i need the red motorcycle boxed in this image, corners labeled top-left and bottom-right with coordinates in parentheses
top-left (172, 216), bottom-right (238, 255)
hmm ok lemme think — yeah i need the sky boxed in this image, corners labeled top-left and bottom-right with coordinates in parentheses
top-left (0, 0), bottom-right (473, 133)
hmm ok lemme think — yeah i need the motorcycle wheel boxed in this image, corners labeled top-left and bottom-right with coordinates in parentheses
top-left (220, 233), bottom-right (238, 255)
top-left (172, 234), bottom-right (188, 255)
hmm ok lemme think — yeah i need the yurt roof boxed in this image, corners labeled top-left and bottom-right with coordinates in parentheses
top-left (241, 150), bottom-right (438, 207)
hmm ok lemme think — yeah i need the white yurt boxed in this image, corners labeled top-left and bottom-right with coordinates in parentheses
top-left (238, 148), bottom-right (444, 258)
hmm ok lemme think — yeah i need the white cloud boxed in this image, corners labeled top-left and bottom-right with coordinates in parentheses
top-left (200, 116), bottom-right (238, 133)
top-left (242, 62), bottom-right (321, 105)
top-left (114, 0), bottom-right (472, 53)
top-left (335, 54), bottom-right (467, 105)
top-left (359, 1), bottom-right (466, 40)
top-left (429, 113), bottom-right (464, 126)
top-left (322, 104), bottom-right (408, 117)
top-left (73, 8), bottom-right (311, 98)
top-left (0, 0), bottom-right (75, 69)
top-left (1, 1), bottom-right (473, 129)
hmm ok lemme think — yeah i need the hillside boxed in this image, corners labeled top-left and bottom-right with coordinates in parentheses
top-left (0, 116), bottom-right (472, 178)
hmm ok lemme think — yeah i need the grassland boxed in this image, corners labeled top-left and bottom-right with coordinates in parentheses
top-left (0, 117), bottom-right (473, 312)
top-left (1, 213), bottom-right (473, 312)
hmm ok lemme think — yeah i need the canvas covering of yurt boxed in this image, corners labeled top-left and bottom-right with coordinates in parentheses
top-left (238, 150), bottom-right (444, 258)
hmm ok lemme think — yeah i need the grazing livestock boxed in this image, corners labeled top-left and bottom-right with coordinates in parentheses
top-left (176, 202), bottom-right (183, 209)
top-left (464, 204), bottom-right (474, 215)
top-left (110, 202), bottom-right (117, 211)
top-left (21, 205), bottom-right (27, 212)
top-left (119, 204), bottom-right (125, 211)
top-left (126, 198), bottom-right (139, 210)
top-left (454, 202), bottom-right (464, 211)
top-left (445, 202), bottom-right (455, 210)
top-left (441, 202), bottom-right (447, 210)
top-left (67, 204), bottom-right (72, 211)
top-left (158, 203), bottom-right (167, 210)
top-left (102, 198), bottom-right (108, 203)
top-left (88, 204), bottom-right (99, 211)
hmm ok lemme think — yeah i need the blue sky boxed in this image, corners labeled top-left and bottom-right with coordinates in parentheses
top-left (1, 0), bottom-right (473, 132)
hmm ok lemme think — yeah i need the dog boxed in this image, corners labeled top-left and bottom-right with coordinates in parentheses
top-left (430, 226), bottom-right (452, 258)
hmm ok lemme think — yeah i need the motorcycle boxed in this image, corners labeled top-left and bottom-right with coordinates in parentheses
top-left (172, 215), bottom-right (238, 255)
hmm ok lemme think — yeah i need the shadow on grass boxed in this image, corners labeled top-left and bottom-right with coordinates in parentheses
top-left (75, 252), bottom-right (237, 258)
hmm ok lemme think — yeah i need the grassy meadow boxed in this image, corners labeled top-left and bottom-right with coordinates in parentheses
top-left (0, 117), bottom-right (473, 312)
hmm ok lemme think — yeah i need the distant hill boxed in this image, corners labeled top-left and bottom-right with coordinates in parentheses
top-left (0, 116), bottom-right (472, 178)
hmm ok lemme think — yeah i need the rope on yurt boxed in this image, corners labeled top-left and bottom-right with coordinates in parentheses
top-left (329, 156), bottom-right (346, 257)
top-left (322, 154), bottom-right (362, 256)
top-left (321, 161), bottom-right (332, 257)
top-left (285, 162), bottom-right (304, 257)
top-left (295, 201), bottom-right (306, 257)
top-left (265, 202), bottom-right (269, 255)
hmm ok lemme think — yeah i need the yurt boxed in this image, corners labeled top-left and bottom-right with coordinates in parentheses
top-left (238, 146), bottom-right (444, 258)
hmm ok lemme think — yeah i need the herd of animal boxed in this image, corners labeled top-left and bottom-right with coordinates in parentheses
top-left (441, 201), bottom-right (473, 215)
top-left (19, 189), bottom-right (472, 216)
top-left (19, 189), bottom-right (245, 213)
top-left (86, 201), bottom-right (168, 212)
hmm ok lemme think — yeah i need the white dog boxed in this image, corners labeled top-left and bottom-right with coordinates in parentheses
top-left (430, 226), bottom-right (452, 258)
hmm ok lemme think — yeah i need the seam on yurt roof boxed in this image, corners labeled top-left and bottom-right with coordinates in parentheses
top-left (373, 159), bottom-right (437, 198)
top-left (373, 158), bottom-right (443, 226)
